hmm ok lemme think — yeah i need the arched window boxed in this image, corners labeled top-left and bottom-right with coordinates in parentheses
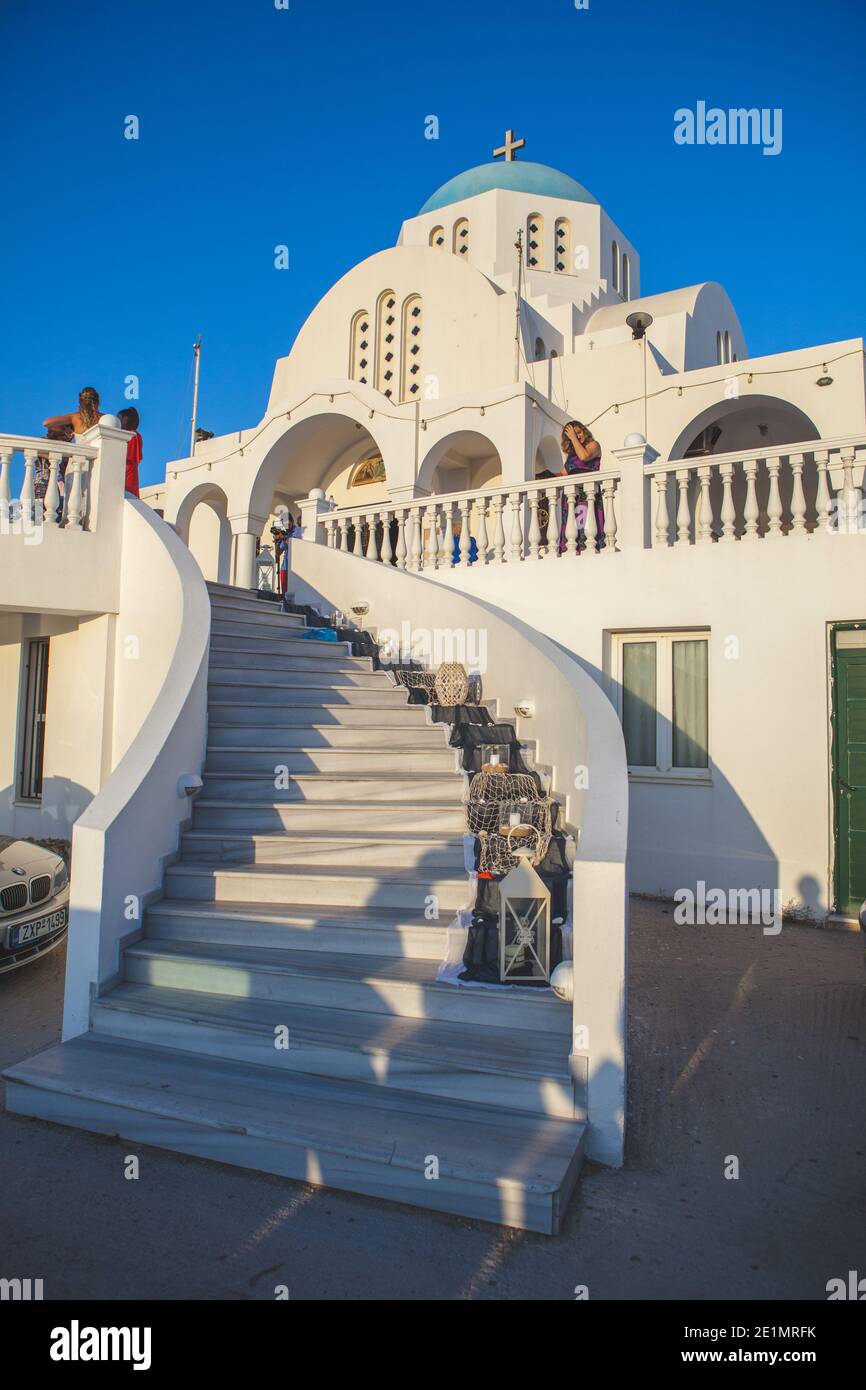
top-left (555, 217), bottom-right (571, 272)
top-left (453, 217), bottom-right (470, 256)
top-left (400, 293), bottom-right (423, 401)
top-left (349, 454), bottom-right (386, 487)
top-left (621, 253), bottom-right (631, 300)
top-left (429, 225), bottom-right (445, 248)
top-left (611, 241), bottom-right (620, 292)
top-left (535, 337), bottom-right (546, 361)
top-left (526, 212), bottom-right (544, 269)
top-left (350, 309), bottom-right (371, 385)
top-left (724, 330), bottom-right (733, 364)
top-left (375, 290), bottom-right (398, 398)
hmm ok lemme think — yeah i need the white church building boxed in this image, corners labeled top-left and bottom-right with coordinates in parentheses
top-left (1, 136), bottom-right (863, 1232)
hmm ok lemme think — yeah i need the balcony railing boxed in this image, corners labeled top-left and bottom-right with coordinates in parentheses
top-left (646, 436), bottom-right (864, 545)
top-left (321, 468), bottom-right (624, 570)
top-left (0, 435), bottom-right (100, 532)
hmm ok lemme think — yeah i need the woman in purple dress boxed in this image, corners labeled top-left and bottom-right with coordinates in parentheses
top-left (558, 421), bottom-right (603, 553)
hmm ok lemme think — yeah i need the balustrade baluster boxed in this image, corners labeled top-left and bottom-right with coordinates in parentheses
top-left (323, 516), bottom-right (335, 548)
top-left (339, 515), bottom-right (350, 551)
top-left (766, 457), bottom-right (783, 538)
top-left (675, 468), bottom-right (691, 545)
top-left (543, 487), bottom-right (560, 560)
top-left (365, 511), bottom-right (378, 560)
top-left (423, 504), bottom-right (438, 570)
top-left (508, 492), bottom-right (523, 561)
top-left (491, 497), bottom-right (506, 564)
top-left (395, 509), bottom-right (408, 569)
top-left (814, 451), bottom-right (832, 532)
top-left (458, 500), bottom-right (472, 567)
top-left (840, 447), bottom-right (858, 535)
top-left (718, 462), bottom-right (736, 543)
top-left (601, 477), bottom-right (618, 554)
top-left (409, 507), bottom-right (422, 572)
top-left (0, 449), bottom-right (11, 517)
top-left (21, 449), bottom-right (36, 526)
top-left (564, 483), bottom-right (578, 556)
top-left (581, 480), bottom-right (598, 556)
top-left (435, 504), bottom-right (450, 568)
top-left (789, 453), bottom-right (806, 534)
top-left (65, 455), bottom-right (85, 529)
top-left (742, 459), bottom-right (759, 541)
top-left (43, 453), bottom-right (61, 528)
top-left (695, 465), bottom-right (713, 543)
top-left (380, 510), bottom-right (393, 566)
top-left (653, 472), bottom-right (670, 547)
top-left (527, 493), bottom-right (541, 559)
top-left (475, 499), bottom-right (489, 565)
top-left (352, 513), bottom-right (364, 556)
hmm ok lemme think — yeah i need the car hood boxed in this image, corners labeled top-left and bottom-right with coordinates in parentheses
top-left (0, 838), bottom-right (61, 887)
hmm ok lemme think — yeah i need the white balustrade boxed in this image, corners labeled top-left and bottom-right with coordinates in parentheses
top-left (0, 434), bottom-right (98, 533)
top-left (318, 469), bottom-right (622, 571)
top-left (644, 436), bottom-right (865, 545)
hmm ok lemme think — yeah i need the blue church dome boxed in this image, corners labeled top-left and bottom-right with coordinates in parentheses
top-left (419, 161), bottom-right (598, 215)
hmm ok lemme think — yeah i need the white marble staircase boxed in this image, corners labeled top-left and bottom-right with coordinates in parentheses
top-left (4, 581), bottom-right (584, 1234)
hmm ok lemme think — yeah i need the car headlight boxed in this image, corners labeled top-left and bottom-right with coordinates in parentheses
top-left (53, 860), bottom-right (68, 892)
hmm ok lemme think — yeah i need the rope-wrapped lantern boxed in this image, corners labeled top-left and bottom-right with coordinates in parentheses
top-left (434, 661), bottom-right (469, 706)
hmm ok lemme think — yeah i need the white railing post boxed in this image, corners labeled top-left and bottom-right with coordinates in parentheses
top-left (408, 506), bottom-right (422, 572)
top-left (458, 499), bottom-right (472, 567)
top-left (491, 496), bottom-right (506, 563)
top-left (675, 467), bottom-right (691, 546)
top-left (43, 453), bottom-right (62, 529)
top-left (380, 510), bottom-right (393, 566)
top-left (508, 491), bottom-right (523, 561)
top-left (742, 459), bottom-right (759, 541)
top-left (840, 447), bottom-right (858, 534)
top-left (527, 493), bottom-right (541, 560)
top-left (21, 449), bottom-right (37, 525)
top-left (422, 503), bottom-right (438, 570)
top-left (475, 498), bottom-right (489, 565)
top-left (601, 477), bottom-right (618, 554)
top-left (815, 450), bottom-right (832, 532)
top-left (718, 462), bottom-right (736, 543)
top-left (696, 464), bottom-right (713, 543)
top-left (564, 483), bottom-right (578, 556)
top-left (365, 510), bottom-right (378, 560)
top-left (395, 507), bottom-right (407, 570)
top-left (789, 453), bottom-right (807, 534)
top-left (766, 456), bottom-right (783, 538)
top-left (583, 479), bottom-right (599, 557)
top-left (65, 455), bottom-right (86, 529)
top-left (0, 448), bottom-right (11, 521)
top-left (653, 472), bottom-right (670, 547)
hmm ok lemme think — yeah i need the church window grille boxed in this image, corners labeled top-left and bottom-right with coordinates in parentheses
top-left (453, 218), bottom-right (470, 256)
top-left (716, 331), bottom-right (723, 365)
top-left (401, 294), bottom-right (423, 401)
top-left (526, 213), bottom-right (544, 269)
top-left (350, 309), bottom-right (371, 383)
top-left (375, 290), bottom-right (398, 395)
top-left (430, 225), bottom-right (446, 248)
top-left (621, 253), bottom-right (631, 300)
top-left (611, 241), bottom-right (619, 292)
top-left (555, 217), bottom-right (571, 272)
top-left (724, 330), bottom-right (733, 364)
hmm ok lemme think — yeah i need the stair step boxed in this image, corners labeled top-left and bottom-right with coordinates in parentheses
top-left (179, 829), bottom-right (467, 870)
top-left (144, 897), bottom-right (451, 958)
top-left (206, 722), bottom-right (446, 748)
top-left (3, 1036), bottom-right (585, 1233)
top-left (206, 701), bottom-right (430, 728)
top-left (209, 650), bottom-right (369, 675)
top-left (199, 772), bottom-right (463, 803)
top-left (203, 746), bottom-right (457, 775)
top-left (209, 629), bottom-right (354, 655)
top-left (124, 940), bottom-right (571, 1033)
top-left (207, 683), bottom-right (410, 708)
top-left (208, 602), bottom-right (306, 631)
top-left (92, 984), bottom-right (579, 1120)
top-left (191, 799), bottom-right (466, 833)
top-left (208, 665), bottom-right (386, 690)
top-left (163, 861), bottom-right (471, 911)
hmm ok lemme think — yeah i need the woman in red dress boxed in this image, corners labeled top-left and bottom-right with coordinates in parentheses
top-left (117, 407), bottom-right (143, 497)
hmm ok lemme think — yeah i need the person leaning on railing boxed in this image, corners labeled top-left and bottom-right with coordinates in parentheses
top-left (558, 421), bottom-right (603, 553)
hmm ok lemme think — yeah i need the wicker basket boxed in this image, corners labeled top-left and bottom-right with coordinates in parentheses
top-left (434, 661), bottom-right (469, 705)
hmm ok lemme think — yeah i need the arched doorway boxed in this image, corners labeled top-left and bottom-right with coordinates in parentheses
top-left (670, 396), bottom-right (819, 461)
top-left (175, 484), bottom-right (232, 583)
top-left (248, 412), bottom-right (389, 523)
top-left (418, 429), bottom-right (503, 496)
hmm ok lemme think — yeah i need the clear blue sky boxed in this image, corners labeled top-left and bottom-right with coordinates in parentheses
top-left (2, 0), bottom-right (864, 487)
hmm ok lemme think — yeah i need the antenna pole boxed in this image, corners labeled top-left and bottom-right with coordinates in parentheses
top-left (514, 228), bottom-right (524, 382)
top-left (190, 335), bottom-right (202, 456)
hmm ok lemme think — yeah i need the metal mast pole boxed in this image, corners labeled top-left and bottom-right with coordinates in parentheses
top-left (514, 228), bottom-right (524, 382)
top-left (190, 335), bottom-right (202, 456)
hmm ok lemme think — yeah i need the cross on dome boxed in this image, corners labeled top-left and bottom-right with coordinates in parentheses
top-left (492, 128), bottom-right (525, 162)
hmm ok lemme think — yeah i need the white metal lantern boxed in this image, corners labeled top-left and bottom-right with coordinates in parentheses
top-left (256, 544), bottom-right (275, 592)
top-left (498, 843), bottom-right (551, 984)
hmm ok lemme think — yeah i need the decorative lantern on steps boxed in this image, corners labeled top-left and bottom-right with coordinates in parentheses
top-left (256, 544), bottom-right (275, 592)
top-left (498, 826), bottom-right (551, 983)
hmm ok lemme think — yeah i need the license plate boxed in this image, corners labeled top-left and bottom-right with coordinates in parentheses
top-left (11, 905), bottom-right (68, 947)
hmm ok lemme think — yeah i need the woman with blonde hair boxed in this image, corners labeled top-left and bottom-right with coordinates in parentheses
top-left (43, 385), bottom-right (101, 438)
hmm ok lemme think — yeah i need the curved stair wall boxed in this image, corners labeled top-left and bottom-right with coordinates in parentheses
top-left (62, 501), bottom-right (210, 1039)
top-left (288, 541), bottom-right (629, 1166)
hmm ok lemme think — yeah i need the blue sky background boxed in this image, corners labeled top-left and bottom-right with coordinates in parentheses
top-left (1, 0), bottom-right (864, 487)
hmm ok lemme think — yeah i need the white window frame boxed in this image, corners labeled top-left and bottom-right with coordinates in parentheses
top-left (611, 630), bottom-right (712, 784)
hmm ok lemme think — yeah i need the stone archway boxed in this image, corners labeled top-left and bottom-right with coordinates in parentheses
top-left (248, 412), bottom-right (390, 523)
top-left (670, 395), bottom-right (820, 461)
top-left (418, 429), bottom-right (503, 496)
top-left (174, 483), bottom-right (232, 583)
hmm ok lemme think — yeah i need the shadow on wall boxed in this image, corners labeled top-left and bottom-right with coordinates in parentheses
top-left (0, 780), bottom-right (95, 844)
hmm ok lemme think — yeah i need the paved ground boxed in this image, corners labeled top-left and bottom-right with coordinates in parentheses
top-left (1, 899), bottom-right (864, 1301)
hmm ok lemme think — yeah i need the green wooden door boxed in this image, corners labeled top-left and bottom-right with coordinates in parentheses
top-left (833, 629), bottom-right (866, 916)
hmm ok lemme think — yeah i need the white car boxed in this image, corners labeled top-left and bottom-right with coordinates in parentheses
top-left (0, 838), bottom-right (69, 973)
